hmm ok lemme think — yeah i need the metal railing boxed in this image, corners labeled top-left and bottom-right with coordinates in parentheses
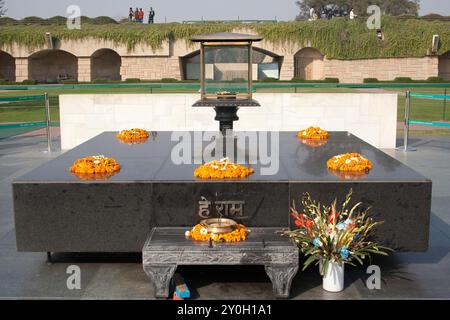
top-left (0, 93), bottom-right (52, 152)
top-left (398, 90), bottom-right (450, 152)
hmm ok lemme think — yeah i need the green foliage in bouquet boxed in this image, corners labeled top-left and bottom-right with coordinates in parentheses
top-left (281, 189), bottom-right (392, 275)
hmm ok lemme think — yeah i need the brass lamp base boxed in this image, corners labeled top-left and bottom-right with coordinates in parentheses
top-left (200, 218), bottom-right (237, 234)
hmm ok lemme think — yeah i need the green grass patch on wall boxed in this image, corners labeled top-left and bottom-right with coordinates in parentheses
top-left (0, 17), bottom-right (448, 59)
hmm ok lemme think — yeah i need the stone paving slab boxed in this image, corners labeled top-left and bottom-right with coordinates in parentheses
top-left (0, 134), bottom-right (449, 299)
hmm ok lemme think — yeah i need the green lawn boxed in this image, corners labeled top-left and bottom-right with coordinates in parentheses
top-left (385, 87), bottom-right (450, 122)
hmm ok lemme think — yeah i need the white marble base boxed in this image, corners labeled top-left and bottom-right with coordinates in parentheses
top-left (59, 93), bottom-right (397, 150)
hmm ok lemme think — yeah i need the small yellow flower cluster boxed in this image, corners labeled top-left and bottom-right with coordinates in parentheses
top-left (327, 153), bottom-right (373, 172)
top-left (297, 127), bottom-right (329, 140)
top-left (117, 128), bottom-right (149, 143)
top-left (70, 155), bottom-right (121, 175)
top-left (187, 224), bottom-right (248, 243)
top-left (194, 157), bottom-right (254, 179)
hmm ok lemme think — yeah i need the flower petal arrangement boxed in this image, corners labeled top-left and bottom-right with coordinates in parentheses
top-left (327, 153), bottom-right (372, 173)
top-left (186, 223), bottom-right (248, 243)
top-left (194, 157), bottom-right (254, 179)
top-left (117, 128), bottom-right (149, 143)
top-left (297, 127), bottom-right (329, 140)
top-left (300, 138), bottom-right (328, 148)
top-left (69, 155), bottom-right (121, 175)
top-left (281, 189), bottom-right (391, 275)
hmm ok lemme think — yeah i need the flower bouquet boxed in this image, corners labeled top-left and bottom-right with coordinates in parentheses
top-left (281, 189), bottom-right (391, 292)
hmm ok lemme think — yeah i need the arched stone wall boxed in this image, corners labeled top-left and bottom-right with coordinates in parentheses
top-left (0, 51), bottom-right (15, 81)
top-left (91, 49), bottom-right (122, 81)
top-left (438, 51), bottom-right (450, 81)
top-left (29, 50), bottom-right (78, 83)
top-left (294, 47), bottom-right (324, 80)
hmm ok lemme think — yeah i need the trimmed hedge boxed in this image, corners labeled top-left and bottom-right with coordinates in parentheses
top-left (0, 16), bottom-right (448, 59)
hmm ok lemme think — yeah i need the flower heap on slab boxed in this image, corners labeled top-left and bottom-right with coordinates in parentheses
top-left (281, 189), bottom-right (391, 276)
top-left (186, 224), bottom-right (248, 243)
top-left (117, 128), bottom-right (149, 143)
top-left (70, 155), bottom-right (121, 175)
top-left (194, 157), bottom-right (254, 179)
top-left (327, 153), bottom-right (372, 173)
top-left (330, 170), bottom-right (369, 181)
top-left (298, 127), bottom-right (329, 140)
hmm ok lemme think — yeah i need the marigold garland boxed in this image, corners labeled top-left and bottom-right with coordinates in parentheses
top-left (300, 138), bottom-right (328, 148)
top-left (194, 157), bottom-right (254, 179)
top-left (117, 128), bottom-right (149, 143)
top-left (69, 155), bottom-right (121, 175)
top-left (327, 153), bottom-right (372, 173)
top-left (329, 169), bottom-right (369, 180)
top-left (298, 127), bottom-right (329, 140)
top-left (71, 172), bottom-right (118, 181)
top-left (186, 224), bottom-right (248, 243)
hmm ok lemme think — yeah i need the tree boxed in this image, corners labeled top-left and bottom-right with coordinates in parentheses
top-left (0, 0), bottom-right (7, 17)
top-left (295, 0), bottom-right (420, 20)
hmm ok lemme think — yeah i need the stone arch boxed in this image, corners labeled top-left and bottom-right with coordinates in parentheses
top-left (0, 51), bottom-right (15, 81)
top-left (438, 51), bottom-right (450, 81)
top-left (180, 47), bottom-right (283, 80)
top-left (294, 47), bottom-right (324, 80)
top-left (91, 49), bottom-right (122, 81)
top-left (29, 50), bottom-right (78, 83)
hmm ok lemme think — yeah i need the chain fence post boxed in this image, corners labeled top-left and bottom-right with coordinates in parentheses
top-left (397, 90), bottom-right (416, 152)
top-left (44, 92), bottom-right (52, 153)
top-left (443, 88), bottom-right (447, 121)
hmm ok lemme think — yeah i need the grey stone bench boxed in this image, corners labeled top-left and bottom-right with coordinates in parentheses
top-left (142, 227), bottom-right (299, 299)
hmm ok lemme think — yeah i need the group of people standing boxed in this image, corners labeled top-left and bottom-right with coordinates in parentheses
top-left (308, 5), bottom-right (356, 21)
top-left (128, 7), bottom-right (155, 24)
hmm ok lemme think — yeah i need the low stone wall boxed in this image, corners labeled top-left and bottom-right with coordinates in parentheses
top-left (324, 56), bottom-right (438, 83)
top-left (59, 93), bottom-right (397, 150)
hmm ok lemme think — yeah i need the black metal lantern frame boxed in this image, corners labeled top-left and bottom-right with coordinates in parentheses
top-left (191, 33), bottom-right (262, 134)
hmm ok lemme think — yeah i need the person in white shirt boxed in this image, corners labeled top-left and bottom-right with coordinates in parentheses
top-left (349, 8), bottom-right (357, 20)
top-left (309, 7), bottom-right (316, 21)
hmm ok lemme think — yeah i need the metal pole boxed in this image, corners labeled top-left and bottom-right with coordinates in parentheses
top-left (403, 90), bottom-right (410, 151)
top-left (44, 92), bottom-right (52, 153)
top-left (443, 88), bottom-right (447, 121)
top-left (397, 90), bottom-right (416, 152)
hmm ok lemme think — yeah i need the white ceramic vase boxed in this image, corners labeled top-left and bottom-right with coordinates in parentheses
top-left (322, 261), bottom-right (345, 292)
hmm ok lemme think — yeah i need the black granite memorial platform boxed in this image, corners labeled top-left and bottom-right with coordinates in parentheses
top-left (13, 131), bottom-right (431, 253)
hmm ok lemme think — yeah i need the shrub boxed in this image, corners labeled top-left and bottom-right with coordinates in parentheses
top-left (59, 79), bottom-right (78, 84)
top-left (393, 77), bottom-right (413, 83)
top-left (291, 77), bottom-right (305, 82)
top-left (324, 77), bottom-right (339, 83)
top-left (259, 77), bottom-right (279, 82)
top-left (161, 78), bottom-right (179, 83)
top-left (21, 79), bottom-right (37, 85)
top-left (363, 78), bottom-right (379, 83)
top-left (125, 78), bottom-right (141, 83)
top-left (427, 76), bottom-right (444, 83)
top-left (92, 78), bottom-right (110, 83)
top-left (0, 79), bottom-right (10, 85)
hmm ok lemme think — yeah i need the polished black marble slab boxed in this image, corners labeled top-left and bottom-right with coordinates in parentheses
top-left (15, 131), bottom-right (429, 183)
top-left (13, 131), bottom-right (431, 252)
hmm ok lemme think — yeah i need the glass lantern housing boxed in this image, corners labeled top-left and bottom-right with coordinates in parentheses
top-left (191, 33), bottom-right (262, 102)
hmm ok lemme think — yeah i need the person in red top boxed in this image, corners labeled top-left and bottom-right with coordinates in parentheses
top-left (139, 8), bottom-right (144, 23)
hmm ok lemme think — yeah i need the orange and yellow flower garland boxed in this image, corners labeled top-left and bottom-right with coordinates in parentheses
top-left (298, 127), bottom-right (329, 140)
top-left (186, 224), bottom-right (248, 243)
top-left (194, 157), bottom-right (254, 179)
top-left (117, 128), bottom-right (149, 143)
top-left (69, 155), bottom-right (121, 175)
top-left (327, 153), bottom-right (372, 172)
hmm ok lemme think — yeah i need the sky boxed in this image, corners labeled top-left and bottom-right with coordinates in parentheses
top-left (2, 0), bottom-right (449, 22)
